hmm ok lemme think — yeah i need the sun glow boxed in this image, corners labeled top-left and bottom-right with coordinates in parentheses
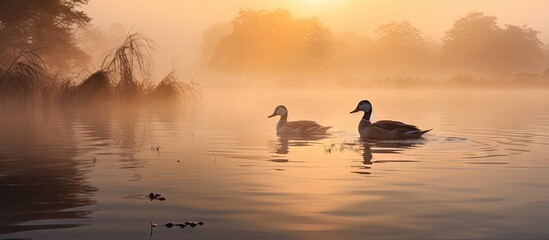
top-left (302, 0), bottom-right (331, 3)
top-left (299, 0), bottom-right (335, 8)
top-left (290, 0), bottom-right (340, 15)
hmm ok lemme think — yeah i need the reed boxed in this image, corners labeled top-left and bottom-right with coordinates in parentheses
top-left (74, 70), bottom-right (113, 104)
top-left (0, 50), bottom-right (47, 108)
top-left (100, 32), bottom-right (155, 102)
top-left (56, 75), bottom-right (78, 105)
top-left (0, 32), bottom-right (201, 111)
top-left (149, 72), bottom-right (201, 107)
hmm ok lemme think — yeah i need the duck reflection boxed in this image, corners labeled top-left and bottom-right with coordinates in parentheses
top-left (364, 140), bottom-right (424, 175)
top-left (269, 133), bottom-right (330, 164)
top-left (362, 142), bottom-right (373, 164)
top-left (326, 139), bottom-right (425, 175)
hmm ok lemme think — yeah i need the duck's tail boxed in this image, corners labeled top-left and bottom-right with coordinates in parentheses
top-left (318, 126), bottom-right (332, 134)
top-left (304, 126), bottom-right (332, 135)
top-left (403, 129), bottom-right (432, 139)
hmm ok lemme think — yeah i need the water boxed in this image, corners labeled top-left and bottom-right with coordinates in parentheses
top-left (1, 88), bottom-right (549, 239)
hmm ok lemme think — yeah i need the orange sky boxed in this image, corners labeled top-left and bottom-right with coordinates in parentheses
top-left (84, 0), bottom-right (549, 76)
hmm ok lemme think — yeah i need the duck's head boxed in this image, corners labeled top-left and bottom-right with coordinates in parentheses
top-left (268, 105), bottom-right (287, 118)
top-left (350, 100), bottom-right (372, 114)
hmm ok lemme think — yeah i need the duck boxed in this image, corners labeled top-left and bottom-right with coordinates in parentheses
top-left (350, 100), bottom-right (431, 140)
top-left (268, 105), bottom-right (331, 135)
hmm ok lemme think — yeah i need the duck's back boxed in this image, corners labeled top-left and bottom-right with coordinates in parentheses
top-left (279, 120), bottom-right (331, 135)
top-left (360, 120), bottom-right (427, 139)
top-left (372, 120), bottom-right (419, 132)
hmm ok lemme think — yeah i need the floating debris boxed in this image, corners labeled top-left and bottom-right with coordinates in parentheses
top-left (324, 143), bottom-right (361, 154)
top-left (150, 221), bottom-right (204, 239)
top-left (158, 221), bottom-right (205, 229)
top-left (185, 221), bottom-right (205, 228)
top-left (151, 143), bottom-right (160, 155)
top-left (91, 156), bottom-right (97, 164)
top-left (148, 192), bottom-right (165, 201)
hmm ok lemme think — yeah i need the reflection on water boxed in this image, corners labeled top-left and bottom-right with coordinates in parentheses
top-left (0, 115), bottom-right (97, 235)
top-left (323, 139), bottom-right (425, 175)
top-left (270, 133), bottom-right (330, 164)
top-left (1, 89), bottom-right (549, 239)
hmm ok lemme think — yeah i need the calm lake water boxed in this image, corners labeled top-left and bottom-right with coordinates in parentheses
top-left (1, 88), bottom-right (549, 239)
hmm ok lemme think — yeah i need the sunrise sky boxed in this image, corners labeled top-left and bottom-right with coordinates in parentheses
top-left (84, 0), bottom-right (549, 75)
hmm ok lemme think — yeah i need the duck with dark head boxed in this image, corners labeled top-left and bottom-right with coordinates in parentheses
top-left (350, 100), bottom-right (431, 140)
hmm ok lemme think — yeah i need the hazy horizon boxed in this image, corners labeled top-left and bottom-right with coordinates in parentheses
top-left (84, 0), bottom-right (549, 77)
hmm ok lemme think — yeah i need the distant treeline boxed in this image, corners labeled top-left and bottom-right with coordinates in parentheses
top-left (1, 1), bottom-right (548, 89)
top-left (201, 9), bottom-right (549, 78)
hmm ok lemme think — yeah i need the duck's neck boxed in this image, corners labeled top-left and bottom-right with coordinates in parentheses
top-left (359, 111), bottom-right (372, 136)
top-left (362, 111), bottom-right (371, 121)
top-left (276, 114), bottom-right (288, 132)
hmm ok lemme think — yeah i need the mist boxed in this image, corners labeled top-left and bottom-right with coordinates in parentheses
top-left (1, 0), bottom-right (548, 112)
top-left (79, 0), bottom-right (549, 88)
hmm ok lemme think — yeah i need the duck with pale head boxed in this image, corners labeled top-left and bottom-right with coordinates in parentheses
top-left (268, 105), bottom-right (331, 136)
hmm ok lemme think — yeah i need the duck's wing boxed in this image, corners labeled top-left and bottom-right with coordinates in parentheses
top-left (372, 120), bottom-right (419, 132)
top-left (284, 120), bottom-right (323, 130)
top-left (285, 120), bottom-right (331, 134)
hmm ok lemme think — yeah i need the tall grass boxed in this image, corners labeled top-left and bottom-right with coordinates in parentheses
top-left (74, 70), bottom-right (113, 104)
top-left (0, 32), bottom-right (201, 111)
top-left (0, 50), bottom-right (47, 108)
top-left (56, 75), bottom-right (79, 105)
top-left (150, 71), bottom-right (202, 107)
top-left (101, 32), bottom-right (155, 102)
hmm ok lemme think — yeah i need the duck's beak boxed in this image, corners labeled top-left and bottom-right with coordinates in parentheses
top-left (268, 112), bottom-right (276, 118)
top-left (350, 107), bottom-right (360, 114)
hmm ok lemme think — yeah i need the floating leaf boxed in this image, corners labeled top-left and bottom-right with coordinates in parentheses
top-left (148, 192), bottom-right (156, 201)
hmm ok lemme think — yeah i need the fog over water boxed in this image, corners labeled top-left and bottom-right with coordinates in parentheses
top-left (2, 88), bottom-right (549, 239)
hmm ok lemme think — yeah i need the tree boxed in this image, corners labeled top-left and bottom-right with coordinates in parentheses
top-left (374, 21), bottom-right (426, 69)
top-left (375, 21), bottom-right (425, 51)
top-left (442, 11), bottom-right (544, 71)
top-left (0, 0), bottom-right (91, 73)
top-left (209, 9), bottom-right (334, 73)
top-left (200, 23), bottom-right (232, 66)
top-left (496, 24), bottom-right (544, 69)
